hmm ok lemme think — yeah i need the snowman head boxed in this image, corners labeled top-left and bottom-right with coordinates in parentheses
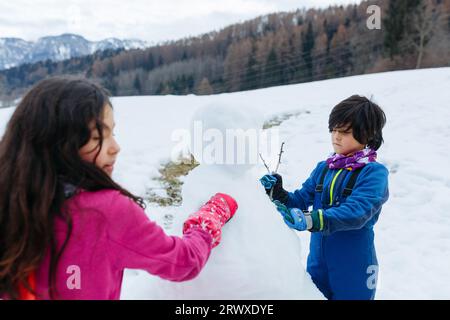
top-left (190, 103), bottom-right (263, 175)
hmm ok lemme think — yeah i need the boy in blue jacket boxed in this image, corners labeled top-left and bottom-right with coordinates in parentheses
top-left (260, 95), bottom-right (389, 300)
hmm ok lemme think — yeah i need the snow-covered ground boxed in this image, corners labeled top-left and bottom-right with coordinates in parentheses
top-left (1, 67), bottom-right (449, 299)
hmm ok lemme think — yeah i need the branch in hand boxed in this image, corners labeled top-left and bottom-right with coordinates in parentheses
top-left (259, 153), bottom-right (271, 173)
top-left (274, 142), bottom-right (285, 174)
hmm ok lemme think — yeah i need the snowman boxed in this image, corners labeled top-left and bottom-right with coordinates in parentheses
top-left (125, 103), bottom-right (322, 300)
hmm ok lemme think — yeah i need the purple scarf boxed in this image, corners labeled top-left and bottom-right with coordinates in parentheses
top-left (326, 148), bottom-right (377, 170)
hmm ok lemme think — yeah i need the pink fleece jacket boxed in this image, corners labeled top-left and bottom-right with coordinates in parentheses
top-left (34, 189), bottom-right (213, 300)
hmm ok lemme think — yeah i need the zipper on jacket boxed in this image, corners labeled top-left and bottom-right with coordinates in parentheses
top-left (329, 169), bottom-right (344, 206)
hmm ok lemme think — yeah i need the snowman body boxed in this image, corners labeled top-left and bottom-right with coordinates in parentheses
top-left (148, 104), bottom-right (324, 299)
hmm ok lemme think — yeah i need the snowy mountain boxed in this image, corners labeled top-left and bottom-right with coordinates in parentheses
top-left (0, 38), bottom-right (33, 70)
top-left (1, 67), bottom-right (449, 299)
top-left (0, 33), bottom-right (148, 70)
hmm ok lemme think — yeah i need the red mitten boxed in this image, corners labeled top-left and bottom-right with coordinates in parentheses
top-left (183, 193), bottom-right (238, 248)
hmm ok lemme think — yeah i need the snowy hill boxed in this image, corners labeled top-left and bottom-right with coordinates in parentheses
top-left (0, 34), bottom-right (148, 70)
top-left (1, 67), bottom-right (449, 299)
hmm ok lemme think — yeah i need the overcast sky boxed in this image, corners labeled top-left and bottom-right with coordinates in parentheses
top-left (0, 0), bottom-right (362, 43)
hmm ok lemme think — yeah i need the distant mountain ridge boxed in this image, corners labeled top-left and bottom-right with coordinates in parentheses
top-left (0, 33), bottom-right (148, 70)
top-left (1, 0), bottom-right (448, 106)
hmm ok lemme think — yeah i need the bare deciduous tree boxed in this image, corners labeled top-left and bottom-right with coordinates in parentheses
top-left (405, 0), bottom-right (441, 69)
top-left (196, 77), bottom-right (214, 95)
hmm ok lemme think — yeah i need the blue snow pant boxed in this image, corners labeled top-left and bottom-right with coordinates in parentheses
top-left (306, 227), bottom-right (378, 300)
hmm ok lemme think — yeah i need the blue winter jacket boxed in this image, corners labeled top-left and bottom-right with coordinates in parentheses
top-left (285, 160), bottom-right (389, 300)
top-left (286, 160), bottom-right (389, 235)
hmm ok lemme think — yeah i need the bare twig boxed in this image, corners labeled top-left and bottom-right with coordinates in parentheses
top-left (260, 142), bottom-right (286, 201)
top-left (274, 142), bottom-right (285, 174)
top-left (259, 153), bottom-right (271, 173)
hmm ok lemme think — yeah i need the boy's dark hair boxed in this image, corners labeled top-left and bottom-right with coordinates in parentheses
top-left (328, 95), bottom-right (386, 150)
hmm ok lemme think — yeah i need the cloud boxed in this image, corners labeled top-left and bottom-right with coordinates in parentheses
top-left (0, 0), bottom-right (362, 42)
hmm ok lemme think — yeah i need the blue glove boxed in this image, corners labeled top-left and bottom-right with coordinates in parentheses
top-left (273, 201), bottom-right (308, 231)
top-left (260, 174), bottom-right (289, 202)
top-left (283, 208), bottom-right (310, 231)
top-left (273, 200), bottom-right (318, 232)
top-left (260, 174), bottom-right (277, 190)
top-left (273, 200), bottom-right (289, 218)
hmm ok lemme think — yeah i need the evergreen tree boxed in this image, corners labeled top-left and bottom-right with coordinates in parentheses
top-left (144, 53), bottom-right (155, 71)
top-left (106, 60), bottom-right (115, 77)
top-left (264, 48), bottom-right (278, 87)
top-left (302, 21), bottom-right (315, 81)
top-left (383, 0), bottom-right (422, 58)
top-left (133, 75), bottom-right (142, 94)
top-left (243, 43), bottom-right (258, 90)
